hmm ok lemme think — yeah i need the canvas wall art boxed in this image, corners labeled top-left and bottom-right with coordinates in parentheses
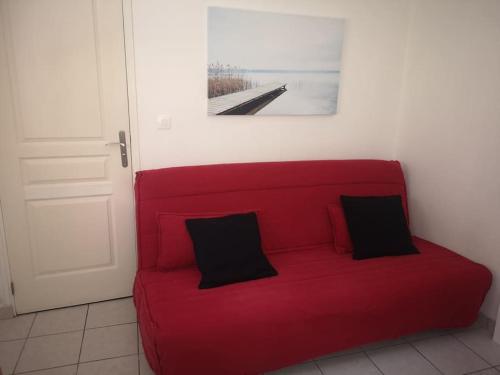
top-left (207, 7), bottom-right (345, 116)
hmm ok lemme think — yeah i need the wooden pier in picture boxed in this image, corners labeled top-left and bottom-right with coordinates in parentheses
top-left (208, 82), bottom-right (287, 115)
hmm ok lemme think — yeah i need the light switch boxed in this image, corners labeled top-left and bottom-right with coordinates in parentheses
top-left (157, 115), bottom-right (172, 130)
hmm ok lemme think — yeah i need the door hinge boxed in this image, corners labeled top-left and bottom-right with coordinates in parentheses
top-left (10, 282), bottom-right (14, 296)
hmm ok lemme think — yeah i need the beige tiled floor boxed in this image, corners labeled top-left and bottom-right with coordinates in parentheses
top-left (0, 298), bottom-right (499, 375)
top-left (266, 315), bottom-right (500, 375)
top-left (0, 298), bottom-right (153, 375)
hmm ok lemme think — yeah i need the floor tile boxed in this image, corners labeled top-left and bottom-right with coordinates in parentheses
top-left (79, 323), bottom-right (137, 362)
top-left (77, 355), bottom-right (138, 375)
top-left (315, 353), bottom-right (382, 375)
top-left (139, 354), bottom-right (156, 375)
top-left (454, 328), bottom-right (500, 366)
top-left (413, 334), bottom-right (489, 375)
top-left (86, 298), bottom-right (136, 328)
top-left (0, 314), bottom-right (34, 341)
top-left (19, 366), bottom-right (78, 375)
top-left (367, 343), bottom-right (440, 375)
top-left (15, 331), bottom-right (83, 373)
top-left (30, 305), bottom-right (87, 337)
top-left (0, 339), bottom-right (24, 374)
top-left (266, 361), bottom-right (322, 375)
top-left (468, 368), bottom-right (500, 375)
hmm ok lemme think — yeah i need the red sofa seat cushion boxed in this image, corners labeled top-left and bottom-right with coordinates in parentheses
top-left (134, 237), bottom-right (491, 375)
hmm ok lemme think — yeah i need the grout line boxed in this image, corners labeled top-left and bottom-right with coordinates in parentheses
top-left (0, 320), bottom-right (139, 343)
top-left (0, 337), bottom-right (28, 343)
top-left (78, 353), bottom-right (139, 365)
top-left (16, 301), bottom-right (93, 316)
top-left (15, 364), bottom-right (77, 375)
top-left (89, 295), bottom-right (134, 304)
top-left (85, 320), bottom-right (137, 331)
top-left (14, 352), bottom-right (139, 374)
top-left (451, 333), bottom-right (498, 368)
top-left (9, 296), bottom-right (133, 320)
top-left (25, 328), bottom-right (85, 339)
top-left (11, 338), bottom-right (27, 374)
top-left (14, 354), bottom-right (140, 375)
top-left (408, 341), bottom-right (445, 375)
top-left (76, 304), bottom-right (90, 364)
top-left (28, 313), bottom-right (39, 338)
top-left (363, 351), bottom-right (385, 375)
top-left (12, 313), bottom-right (37, 374)
top-left (462, 367), bottom-right (498, 375)
top-left (0, 322), bottom-right (136, 342)
top-left (0, 322), bottom-right (138, 342)
top-left (312, 360), bottom-right (325, 375)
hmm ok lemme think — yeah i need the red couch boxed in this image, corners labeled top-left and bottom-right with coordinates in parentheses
top-left (133, 160), bottom-right (491, 375)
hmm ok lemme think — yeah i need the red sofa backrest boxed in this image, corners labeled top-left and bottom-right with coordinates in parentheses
top-left (135, 159), bottom-right (408, 270)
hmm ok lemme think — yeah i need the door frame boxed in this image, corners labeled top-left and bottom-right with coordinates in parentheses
top-left (0, 0), bottom-right (142, 314)
top-left (122, 0), bottom-right (142, 174)
top-left (0, 202), bottom-right (14, 316)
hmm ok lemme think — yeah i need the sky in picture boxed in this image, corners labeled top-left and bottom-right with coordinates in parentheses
top-left (208, 7), bottom-right (344, 71)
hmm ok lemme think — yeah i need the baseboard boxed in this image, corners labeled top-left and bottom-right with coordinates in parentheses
top-left (476, 312), bottom-right (496, 336)
top-left (0, 304), bottom-right (14, 319)
top-left (490, 312), bottom-right (500, 343)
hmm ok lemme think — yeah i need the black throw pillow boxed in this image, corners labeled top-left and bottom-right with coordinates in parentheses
top-left (185, 212), bottom-right (278, 289)
top-left (340, 195), bottom-right (419, 260)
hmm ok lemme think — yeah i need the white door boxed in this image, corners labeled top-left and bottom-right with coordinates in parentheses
top-left (0, 0), bottom-right (136, 313)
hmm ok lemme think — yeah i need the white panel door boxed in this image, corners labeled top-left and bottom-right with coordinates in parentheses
top-left (0, 0), bottom-right (136, 313)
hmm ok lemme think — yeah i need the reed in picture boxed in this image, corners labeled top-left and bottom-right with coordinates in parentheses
top-left (208, 63), bottom-right (253, 98)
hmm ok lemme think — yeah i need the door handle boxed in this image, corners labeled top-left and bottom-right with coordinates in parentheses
top-left (105, 142), bottom-right (126, 147)
top-left (105, 131), bottom-right (128, 167)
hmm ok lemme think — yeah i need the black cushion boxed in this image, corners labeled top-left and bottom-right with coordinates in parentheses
top-left (340, 195), bottom-right (419, 260)
top-left (185, 212), bottom-right (278, 289)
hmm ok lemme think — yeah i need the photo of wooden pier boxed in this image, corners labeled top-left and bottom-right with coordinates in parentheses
top-left (208, 82), bottom-right (287, 115)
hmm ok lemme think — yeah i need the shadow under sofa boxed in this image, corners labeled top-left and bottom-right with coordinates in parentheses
top-left (133, 159), bottom-right (492, 375)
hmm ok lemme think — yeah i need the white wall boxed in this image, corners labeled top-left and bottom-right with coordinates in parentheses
top-left (131, 0), bottom-right (412, 170)
top-left (395, 0), bottom-right (500, 319)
